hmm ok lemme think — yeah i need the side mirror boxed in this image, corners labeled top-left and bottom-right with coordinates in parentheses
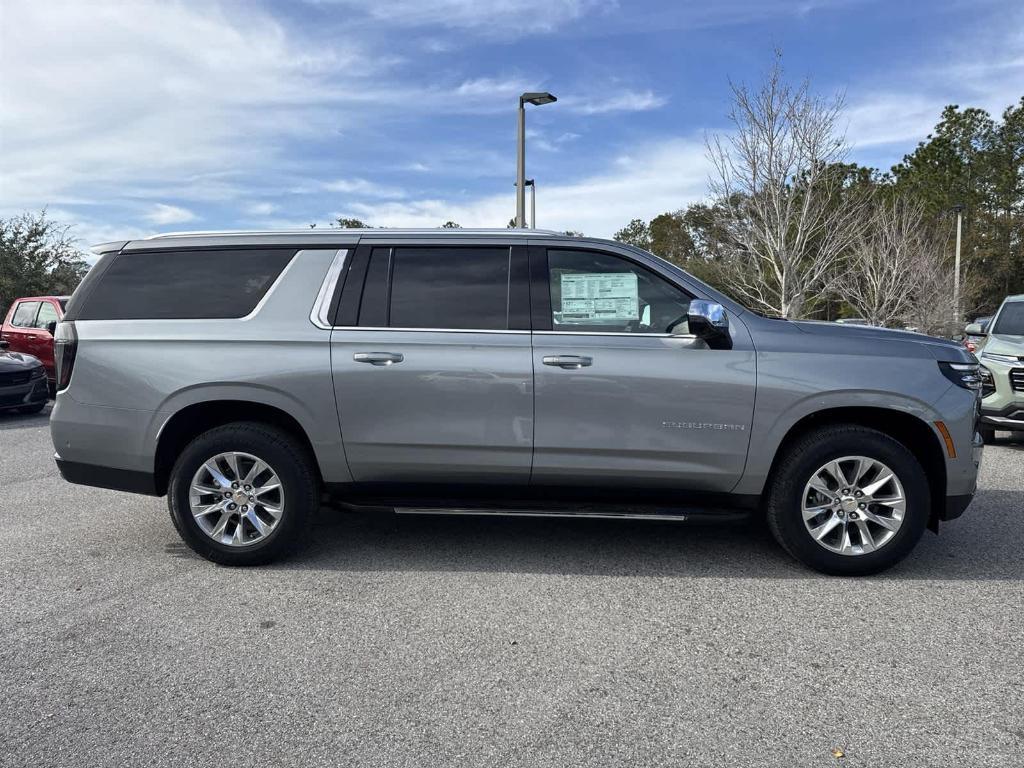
top-left (46, 321), bottom-right (57, 336)
top-left (686, 300), bottom-right (731, 349)
top-left (964, 322), bottom-right (986, 336)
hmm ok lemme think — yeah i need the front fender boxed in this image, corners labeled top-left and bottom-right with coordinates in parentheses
top-left (734, 384), bottom-right (951, 496)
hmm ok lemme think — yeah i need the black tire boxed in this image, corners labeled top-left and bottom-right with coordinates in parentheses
top-left (167, 421), bottom-right (319, 566)
top-left (765, 425), bottom-right (930, 576)
top-left (17, 401), bottom-right (47, 414)
top-left (979, 427), bottom-right (996, 445)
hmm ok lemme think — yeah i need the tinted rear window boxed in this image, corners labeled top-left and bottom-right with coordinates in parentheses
top-left (388, 247), bottom-right (510, 330)
top-left (75, 249), bottom-right (295, 320)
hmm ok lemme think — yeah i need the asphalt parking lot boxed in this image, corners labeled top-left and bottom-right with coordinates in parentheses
top-left (1, 405), bottom-right (1023, 767)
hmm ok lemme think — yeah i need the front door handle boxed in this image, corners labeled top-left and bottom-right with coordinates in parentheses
top-left (353, 352), bottom-right (404, 366)
top-left (542, 355), bottom-right (593, 369)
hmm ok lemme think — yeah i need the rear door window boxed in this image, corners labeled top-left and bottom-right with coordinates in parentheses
top-left (10, 301), bottom-right (40, 328)
top-left (384, 247), bottom-right (511, 330)
top-left (75, 249), bottom-right (295, 320)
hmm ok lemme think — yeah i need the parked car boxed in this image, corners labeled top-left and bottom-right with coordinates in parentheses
top-left (962, 315), bottom-right (992, 354)
top-left (967, 296), bottom-right (1024, 443)
top-left (50, 230), bottom-right (983, 575)
top-left (0, 295), bottom-right (69, 388)
top-left (0, 340), bottom-right (49, 414)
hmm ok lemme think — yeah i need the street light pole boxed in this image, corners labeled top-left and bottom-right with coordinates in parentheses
top-left (953, 204), bottom-right (964, 324)
top-left (526, 179), bottom-right (535, 229)
top-left (516, 92), bottom-right (556, 228)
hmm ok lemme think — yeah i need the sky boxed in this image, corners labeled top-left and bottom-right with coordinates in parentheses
top-left (1, 0), bottom-right (1022, 249)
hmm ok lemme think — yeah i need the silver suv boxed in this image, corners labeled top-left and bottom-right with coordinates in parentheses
top-left (51, 230), bottom-right (983, 575)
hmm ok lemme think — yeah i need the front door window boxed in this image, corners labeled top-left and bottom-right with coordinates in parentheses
top-left (547, 249), bottom-right (692, 334)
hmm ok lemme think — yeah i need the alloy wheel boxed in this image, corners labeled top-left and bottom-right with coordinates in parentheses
top-left (801, 455), bottom-right (906, 556)
top-left (188, 451), bottom-right (284, 547)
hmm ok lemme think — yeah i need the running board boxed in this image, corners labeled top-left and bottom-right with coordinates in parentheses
top-left (393, 506), bottom-right (748, 522)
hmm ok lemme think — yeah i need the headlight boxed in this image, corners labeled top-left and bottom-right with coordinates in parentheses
top-left (979, 365), bottom-right (996, 397)
top-left (980, 351), bottom-right (1021, 365)
top-left (938, 361), bottom-right (982, 391)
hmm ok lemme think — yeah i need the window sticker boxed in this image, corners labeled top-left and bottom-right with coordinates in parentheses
top-left (556, 272), bottom-right (639, 324)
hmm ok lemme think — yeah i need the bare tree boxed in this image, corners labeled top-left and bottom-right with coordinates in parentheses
top-left (843, 196), bottom-right (951, 328)
top-left (707, 55), bottom-right (868, 318)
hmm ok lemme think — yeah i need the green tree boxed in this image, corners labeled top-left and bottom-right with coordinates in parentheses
top-left (0, 210), bottom-right (88, 319)
top-left (334, 217), bottom-right (369, 228)
top-left (441, 221), bottom-right (461, 228)
top-left (613, 218), bottom-right (651, 251)
top-left (648, 211), bottom-right (696, 266)
top-left (892, 99), bottom-right (1024, 314)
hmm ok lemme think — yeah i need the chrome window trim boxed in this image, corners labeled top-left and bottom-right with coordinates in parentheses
top-left (309, 249), bottom-right (349, 329)
top-left (331, 326), bottom-right (529, 335)
top-left (535, 330), bottom-right (697, 339)
top-left (328, 327), bottom-right (695, 338)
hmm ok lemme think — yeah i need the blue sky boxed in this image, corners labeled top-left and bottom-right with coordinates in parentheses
top-left (1, 0), bottom-right (1021, 246)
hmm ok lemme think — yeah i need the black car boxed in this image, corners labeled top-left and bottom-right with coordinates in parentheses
top-left (0, 340), bottom-right (49, 414)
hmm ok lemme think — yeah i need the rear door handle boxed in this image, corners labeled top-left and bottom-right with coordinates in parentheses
top-left (353, 352), bottom-right (404, 366)
top-left (542, 355), bottom-right (593, 369)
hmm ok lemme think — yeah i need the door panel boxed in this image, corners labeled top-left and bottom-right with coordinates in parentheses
top-left (331, 330), bottom-right (533, 483)
top-left (4, 301), bottom-right (40, 359)
top-left (32, 301), bottom-right (60, 376)
top-left (531, 247), bottom-right (756, 492)
top-left (532, 332), bottom-right (755, 491)
top-left (329, 243), bottom-right (534, 487)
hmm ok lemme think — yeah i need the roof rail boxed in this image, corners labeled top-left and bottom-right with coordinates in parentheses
top-left (144, 227), bottom-right (564, 240)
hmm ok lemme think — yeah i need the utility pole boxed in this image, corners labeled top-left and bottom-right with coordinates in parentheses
top-left (952, 204), bottom-right (964, 324)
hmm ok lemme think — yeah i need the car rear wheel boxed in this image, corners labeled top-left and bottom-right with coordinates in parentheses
top-left (765, 425), bottom-right (930, 576)
top-left (979, 427), bottom-right (996, 444)
top-left (167, 421), bottom-right (318, 565)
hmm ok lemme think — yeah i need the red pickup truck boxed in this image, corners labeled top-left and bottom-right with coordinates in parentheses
top-left (0, 296), bottom-right (69, 388)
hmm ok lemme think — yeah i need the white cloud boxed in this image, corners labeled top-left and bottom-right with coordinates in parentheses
top-left (243, 202), bottom-right (279, 217)
top-left (45, 208), bottom-right (155, 253)
top-left (0, 0), bottom-right (377, 212)
top-left (525, 128), bottom-right (582, 153)
top-left (346, 137), bottom-right (711, 237)
top-left (143, 204), bottom-right (197, 225)
top-left (843, 7), bottom-right (1024, 154)
top-left (455, 77), bottom-right (532, 98)
top-left (310, 0), bottom-right (614, 35)
top-left (562, 90), bottom-right (668, 115)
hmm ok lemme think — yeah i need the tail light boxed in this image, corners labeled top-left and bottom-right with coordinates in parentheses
top-left (54, 321), bottom-right (78, 391)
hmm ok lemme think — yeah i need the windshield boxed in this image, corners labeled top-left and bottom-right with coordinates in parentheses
top-left (992, 302), bottom-right (1024, 335)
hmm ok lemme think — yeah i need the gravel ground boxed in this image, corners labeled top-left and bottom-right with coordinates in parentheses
top-left (1, 405), bottom-right (1022, 767)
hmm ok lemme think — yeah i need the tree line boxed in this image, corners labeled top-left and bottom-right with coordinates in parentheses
top-left (612, 58), bottom-right (1023, 331)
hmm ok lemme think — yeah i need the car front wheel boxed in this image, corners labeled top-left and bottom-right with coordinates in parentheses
top-left (766, 425), bottom-right (930, 576)
top-left (167, 422), bottom-right (318, 566)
